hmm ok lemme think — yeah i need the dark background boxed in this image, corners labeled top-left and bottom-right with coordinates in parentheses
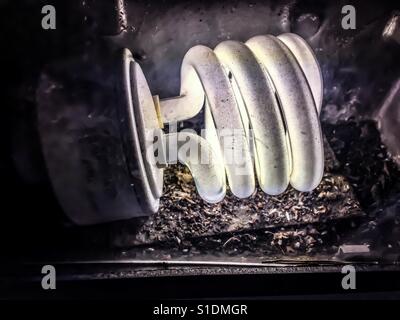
top-left (1, 0), bottom-right (399, 262)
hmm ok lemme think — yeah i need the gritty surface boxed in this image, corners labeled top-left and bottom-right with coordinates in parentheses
top-left (105, 137), bottom-right (363, 262)
top-left (98, 121), bottom-right (400, 263)
top-left (136, 153), bottom-right (360, 245)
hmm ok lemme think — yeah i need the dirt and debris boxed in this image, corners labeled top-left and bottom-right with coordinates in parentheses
top-left (103, 120), bottom-right (400, 263)
top-left (133, 163), bottom-right (361, 246)
top-left (109, 138), bottom-right (362, 260)
top-left (25, 120), bottom-right (397, 263)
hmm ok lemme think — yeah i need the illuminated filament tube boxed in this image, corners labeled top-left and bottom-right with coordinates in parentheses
top-left (125, 33), bottom-right (324, 207)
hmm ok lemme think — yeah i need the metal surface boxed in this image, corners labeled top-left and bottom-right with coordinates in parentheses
top-left (376, 79), bottom-right (400, 165)
top-left (383, 11), bottom-right (400, 44)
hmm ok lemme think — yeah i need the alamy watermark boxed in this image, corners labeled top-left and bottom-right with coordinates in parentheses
top-left (341, 5), bottom-right (356, 30)
top-left (41, 265), bottom-right (56, 290)
top-left (41, 5), bottom-right (56, 30)
top-left (144, 122), bottom-right (259, 176)
top-left (341, 265), bottom-right (356, 290)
